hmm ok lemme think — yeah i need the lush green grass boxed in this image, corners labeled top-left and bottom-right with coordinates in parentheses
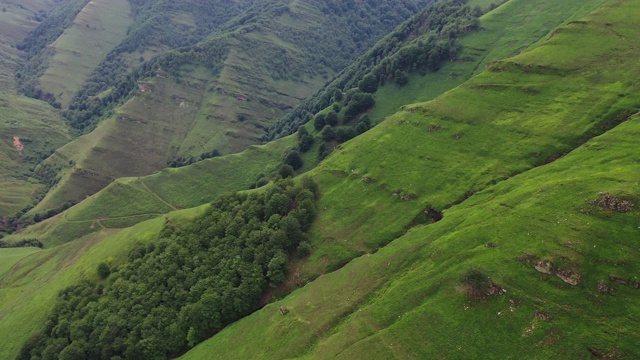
top-left (14, 135), bottom-right (296, 246)
top-left (204, 107), bottom-right (640, 357)
top-left (0, 247), bottom-right (41, 277)
top-left (282, 0), bottom-right (640, 284)
top-left (38, 0), bottom-right (133, 107)
top-left (183, 115), bottom-right (639, 359)
top-left (180, 1), bottom-right (640, 355)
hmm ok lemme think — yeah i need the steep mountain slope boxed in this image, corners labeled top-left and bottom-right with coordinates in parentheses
top-left (269, 0), bottom-right (610, 138)
top-left (14, 136), bottom-right (297, 247)
top-left (0, 0), bottom-right (72, 220)
top-left (17, 0), bottom-right (252, 108)
top-left (36, 0), bottom-right (134, 108)
top-left (26, 0), bottom-right (433, 220)
top-left (180, 1), bottom-right (640, 357)
top-left (185, 115), bottom-right (639, 359)
top-left (12, 0), bottom-right (597, 245)
top-left (2, 0), bottom-right (638, 359)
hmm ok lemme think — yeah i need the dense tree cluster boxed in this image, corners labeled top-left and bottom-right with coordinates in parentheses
top-left (306, 88), bottom-right (374, 159)
top-left (266, 0), bottom-right (482, 139)
top-left (167, 149), bottom-right (221, 168)
top-left (18, 178), bottom-right (318, 359)
top-left (0, 238), bottom-right (43, 249)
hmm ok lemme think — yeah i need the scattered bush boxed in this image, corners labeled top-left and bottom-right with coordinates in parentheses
top-left (460, 267), bottom-right (491, 299)
top-left (335, 127), bottom-right (357, 143)
top-left (321, 125), bottom-right (335, 141)
top-left (317, 143), bottom-right (329, 161)
top-left (297, 241), bottom-right (311, 256)
top-left (325, 111), bottom-right (339, 126)
top-left (97, 263), bottom-right (110, 279)
top-left (358, 74), bottom-right (379, 93)
top-left (283, 150), bottom-right (304, 170)
top-left (313, 113), bottom-right (327, 130)
top-left (0, 238), bottom-right (43, 248)
top-left (298, 134), bottom-right (314, 152)
top-left (278, 164), bottom-right (295, 178)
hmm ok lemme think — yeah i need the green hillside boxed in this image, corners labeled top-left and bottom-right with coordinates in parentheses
top-left (270, 0), bottom-right (610, 138)
top-left (184, 114), bottom-right (640, 359)
top-left (11, 136), bottom-right (297, 247)
top-left (25, 0), bottom-right (433, 220)
top-left (0, 0), bottom-right (72, 221)
top-left (13, 2), bottom-right (490, 244)
top-left (37, 0), bottom-right (133, 108)
top-left (181, 0), bottom-right (640, 357)
top-left (1, 0), bottom-right (639, 359)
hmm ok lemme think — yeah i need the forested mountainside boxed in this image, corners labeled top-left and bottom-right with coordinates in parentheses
top-left (8, 0), bottom-right (432, 226)
top-left (1, 0), bottom-right (639, 359)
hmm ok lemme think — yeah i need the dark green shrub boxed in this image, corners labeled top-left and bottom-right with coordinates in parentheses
top-left (460, 267), bottom-right (490, 299)
top-left (321, 125), bottom-right (335, 141)
top-left (325, 111), bottom-right (339, 126)
top-left (313, 113), bottom-right (327, 130)
top-left (284, 150), bottom-right (304, 170)
top-left (298, 134), bottom-right (314, 152)
top-left (278, 164), bottom-right (294, 178)
top-left (97, 263), bottom-right (110, 279)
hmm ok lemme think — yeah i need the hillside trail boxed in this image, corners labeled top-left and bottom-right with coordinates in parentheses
top-left (136, 179), bottom-right (178, 210)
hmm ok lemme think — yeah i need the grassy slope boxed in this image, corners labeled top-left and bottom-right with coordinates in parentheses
top-left (11, 136), bottom-right (296, 246)
top-left (26, 23), bottom-right (331, 215)
top-left (29, 0), bottom-right (430, 217)
top-left (181, 1), bottom-right (640, 357)
top-left (0, 247), bottom-right (41, 277)
top-left (291, 0), bottom-right (637, 281)
top-left (38, 0), bottom-right (133, 107)
top-left (184, 114), bottom-right (640, 360)
top-left (17, 0), bottom-right (600, 239)
top-left (0, 0), bottom-right (72, 218)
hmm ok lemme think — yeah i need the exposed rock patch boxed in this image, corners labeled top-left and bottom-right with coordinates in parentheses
top-left (535, 311), bottom-right (552, 321)
top-left (589, 192), bottom-right (635, 212)
top-left (534, 260), bottom-right (554, 275)
top-left (517, 254), bottom-right (581, 286)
